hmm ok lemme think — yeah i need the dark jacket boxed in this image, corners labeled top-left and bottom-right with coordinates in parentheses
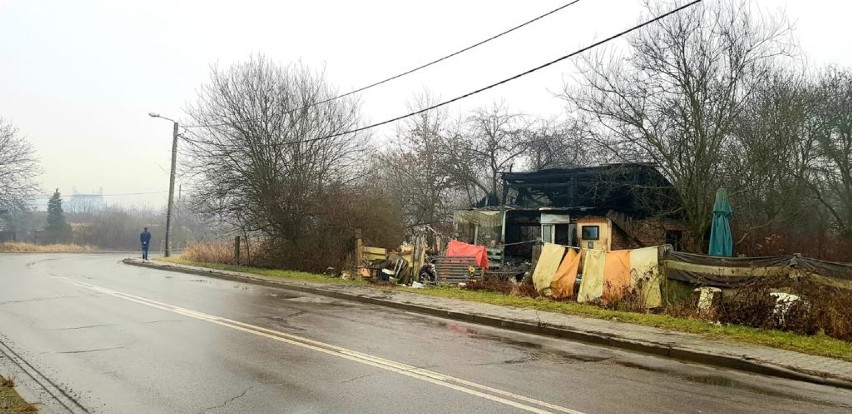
top-left (140, 230), bottom-right (151, 245)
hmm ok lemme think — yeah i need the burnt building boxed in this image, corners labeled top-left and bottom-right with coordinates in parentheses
top-left (454, 163), bottom-right (687, 259)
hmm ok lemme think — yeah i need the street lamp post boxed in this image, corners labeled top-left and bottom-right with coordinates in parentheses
top-left (148, 112), bottom-right (178, 258)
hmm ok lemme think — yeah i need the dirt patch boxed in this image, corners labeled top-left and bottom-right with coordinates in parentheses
top-left (0, 376), bottom-right (37, 413)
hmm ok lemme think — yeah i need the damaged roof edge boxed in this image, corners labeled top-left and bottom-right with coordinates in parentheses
top-left (493, 162), bottom-right (682, 219)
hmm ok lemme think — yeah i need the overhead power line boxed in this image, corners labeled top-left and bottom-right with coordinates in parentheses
top-left (187, 0), bottom-right (701, 149)
top-left (314, 0), bottom-right (583, 104)
top-left (293, 0), bottom-right (703, 144)
top-left (181, 0), bottom-right (583, 129)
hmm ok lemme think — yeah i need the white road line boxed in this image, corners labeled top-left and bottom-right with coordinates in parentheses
top-left (56, 277), bottom-right (586, 414)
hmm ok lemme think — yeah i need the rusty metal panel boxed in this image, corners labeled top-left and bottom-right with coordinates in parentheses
top-left (434, 255), bottom-right (478, 284)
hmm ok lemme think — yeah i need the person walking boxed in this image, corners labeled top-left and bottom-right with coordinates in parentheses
top-left (140, 227), bottom-right (152, 260)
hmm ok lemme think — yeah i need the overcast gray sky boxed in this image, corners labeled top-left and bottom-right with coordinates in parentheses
top-left (1, 0), bottom-right (850, 210)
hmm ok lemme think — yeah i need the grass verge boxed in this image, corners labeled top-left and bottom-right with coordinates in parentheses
top-left (155, 257), bottom-right (852, 362)
top-left (0, 376), bottom-right (37, 413)
top-left (0, 242), bottom-right (96, 253)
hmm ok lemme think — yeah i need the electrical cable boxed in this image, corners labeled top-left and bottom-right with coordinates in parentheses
top-left (311, 0), bottom-right (583, 106)
top-left (187, 0), bottom-right (701, 148)
top-left (181, 0), bottom-right (583, 129)
top-left (291, 0), bottom-right (703, 145)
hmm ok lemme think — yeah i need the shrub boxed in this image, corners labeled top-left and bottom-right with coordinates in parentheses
top-left (253, 184), bottom-right (405, 272)
top-left (716, 277), bottom-right (852, 342)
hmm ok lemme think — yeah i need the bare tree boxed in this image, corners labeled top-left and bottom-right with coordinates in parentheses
top-left (811, 67), bottom-right (852, 238)
top-left (381, 93), bottom-right (456, 227)
top-left (443, 101), bottom-right (527, 206)
top-left (0, 118), bottom-right (40, 213)
top-left (725, 68), bottom-right (819, 245)
top-left (523, 117), bottom-right (588, 171)
top-left (563, 0), bottom-right (792, 250)
top-left (184, 55), bottom-right (368, 263)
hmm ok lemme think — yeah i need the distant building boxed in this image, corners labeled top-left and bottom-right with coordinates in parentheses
top-left (68, 190), bottom-right (105, 213)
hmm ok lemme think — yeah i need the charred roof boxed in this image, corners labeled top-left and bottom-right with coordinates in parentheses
top-left (501, 163), bottom-right (682, 218)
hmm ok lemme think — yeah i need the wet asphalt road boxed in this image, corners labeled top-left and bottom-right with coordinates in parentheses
top-left (0, 253), bottom-right (851, 414)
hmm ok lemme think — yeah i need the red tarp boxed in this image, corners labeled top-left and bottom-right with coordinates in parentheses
top-left (445, 240), bottom-right (489, 269)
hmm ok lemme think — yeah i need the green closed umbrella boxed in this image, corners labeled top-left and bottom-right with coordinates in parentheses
top-left (708, 188), bottom-right (733, 257)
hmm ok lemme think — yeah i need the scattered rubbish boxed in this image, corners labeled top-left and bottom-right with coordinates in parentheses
top-left (380, 268), bottom-right (395, 281)
top-left (695, 287), bottom-right (722, 314)
top-left (417, 257), bottom-right (436, 284)
top-left (770, 292), bottom-right (803, 323)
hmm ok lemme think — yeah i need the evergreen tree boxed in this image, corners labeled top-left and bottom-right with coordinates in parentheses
top-left (44, 188), bottom-right (72, 243)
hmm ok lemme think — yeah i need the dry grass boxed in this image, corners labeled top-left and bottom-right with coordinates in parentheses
top-left (0, 242), bottom-right (96, 253)
top-left (181, 241), bottom-right (235, 264)
top-left (0, 376), bottom-right (37, 412)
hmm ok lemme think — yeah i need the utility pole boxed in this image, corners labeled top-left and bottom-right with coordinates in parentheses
top-left (164, 121), bottom-right (178, 257)
top-left (148, 112), bottom-right (180, 258)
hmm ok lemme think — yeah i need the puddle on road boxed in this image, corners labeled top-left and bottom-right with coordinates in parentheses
top-left (469, 332), bottom-right (545, 350)
top-left (431, 321), bottom-right (610, 365)
top-left (612, 360), bottom-right (663, 372)
top-left (282, 296), bottom-right (352, 308)
top-left (611, 360), bottom-right (846, 407)
top-left (683, 375), bottom-right (737, 387)
top-left (262, 315), bottom-right (307, 332)
top-left (502, 356), bottom-right (537, 365)
top-left (265, 292), bottom-right (301, 300)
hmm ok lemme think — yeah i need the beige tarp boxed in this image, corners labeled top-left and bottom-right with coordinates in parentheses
top-left (551, 249), bottom-right (581, 299)
top-left (532, 243), bottom-right (566, 295)
top-left (578, 249), bottom-right (606, 303)
top-left (631, 246), bottom-right (662, 308)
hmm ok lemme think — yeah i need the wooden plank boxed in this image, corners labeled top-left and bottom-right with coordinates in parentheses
top-left (361, 245), bottom-right (388, 263)
top-left (363, 246), bottom-right (388, 255)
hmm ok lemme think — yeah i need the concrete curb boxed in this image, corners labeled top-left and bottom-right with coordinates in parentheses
top-left (122, 258), bottom-right (852, 391)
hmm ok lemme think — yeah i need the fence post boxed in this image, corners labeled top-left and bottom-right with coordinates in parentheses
top-left (354, 228), bottom-right (363, 274)
top-left (234, 236), bottom-right (241, 265)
